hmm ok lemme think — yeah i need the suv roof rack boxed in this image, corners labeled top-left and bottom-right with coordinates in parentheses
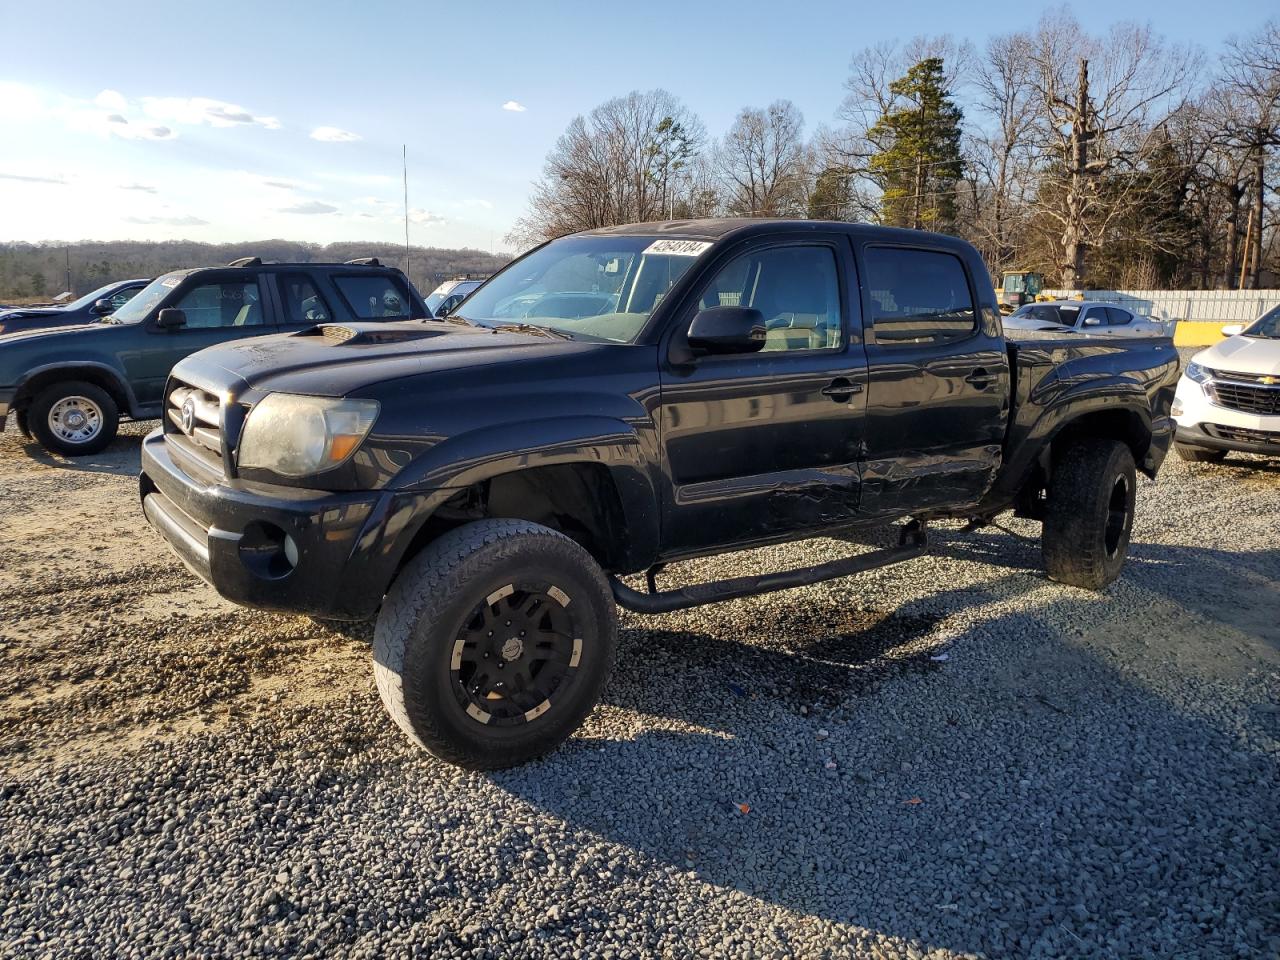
top-left (228, 257), bottom-right (262, 267)
top-left (344, 257), bottom-right (381, 266)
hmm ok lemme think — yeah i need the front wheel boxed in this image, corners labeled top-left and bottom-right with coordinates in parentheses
top-left (1042, 439), bottom-right (1137, 590)
top-left (28, 380), bottom-right (119, 456)
top-left (373, 519), bottom-right (617, 769)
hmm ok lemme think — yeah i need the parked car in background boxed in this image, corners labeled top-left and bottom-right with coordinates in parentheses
top-left (425, 277), bottom-right (484, 317)
top-left (0, 279), bottom-right (151, 335)
top-left (1173, 304), bottom-right (1280, 462)
top-left (138, 218), bottom-right (1179, 769)
top-left (0, 257), bottom-right (427, 456)
top-left (1005, 300), bottom-right (1170, 338)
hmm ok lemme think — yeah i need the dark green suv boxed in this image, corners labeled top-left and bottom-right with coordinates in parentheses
top-left (0, 258), bottom-right (428, 456)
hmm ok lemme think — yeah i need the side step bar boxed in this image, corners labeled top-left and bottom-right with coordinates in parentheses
top-left (610, 520), bottom-right (928, 615)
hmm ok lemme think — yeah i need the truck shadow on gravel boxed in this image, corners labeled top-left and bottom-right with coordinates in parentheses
top-left (489, 571), bottom-right (1280, 957)
top-left (3, 431), bottom-right (148, 478)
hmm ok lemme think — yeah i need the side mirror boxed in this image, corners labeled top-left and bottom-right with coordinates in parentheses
top-left (687, 306), bottom-right (767, 354)
top-left (92, 298), bottom-right (113, 314)
top-left (156, 308), bottom-right (187, 330)
top-left (1221, 324), bottom-right (1244, 337)
top-left (1083, 316), bottom-right (1102, 327)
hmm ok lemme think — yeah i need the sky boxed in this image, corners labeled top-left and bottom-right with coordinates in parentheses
top-left (0, 0), bottom-right (1273, 253)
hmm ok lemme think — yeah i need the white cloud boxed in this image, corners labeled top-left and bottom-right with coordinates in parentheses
top-left (120, 182), bottom-right (157, 193)
top-left (142, 96), bottom-right (280, 130)
top-left (502, 100), bottom-right (527, 112)
top-left (125, 214), bottom-right (208, 226)
top-left (94, 89), bottom-right (128, 111)
top-left (409, 208), bottom-right (445, 225)
top-left (262, 179), bottom-right (298, 190)
top-left (310, 126), bottom-right (361, 142)
top-left (0, 82), bottom-right (46, 121)
top-left (280, 201), bottom-right (338, 215)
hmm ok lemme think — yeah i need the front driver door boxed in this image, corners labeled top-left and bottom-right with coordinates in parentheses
top-left (122, 274), bottom-right (275, 409)
top-left (657, 234), bottom-right (869, 556)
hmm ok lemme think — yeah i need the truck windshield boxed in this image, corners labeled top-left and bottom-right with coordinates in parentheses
top-left (453, 235), bottom-right (706, 342)
top-left (109, 274), bottom-right (183, 324)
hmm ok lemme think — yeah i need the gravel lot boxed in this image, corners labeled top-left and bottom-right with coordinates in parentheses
top-left (2, 376), bottom-right (1278, 958)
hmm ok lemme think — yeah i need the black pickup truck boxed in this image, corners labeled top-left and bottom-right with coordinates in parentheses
top-left (140, 219), bottom-right (1179, 768)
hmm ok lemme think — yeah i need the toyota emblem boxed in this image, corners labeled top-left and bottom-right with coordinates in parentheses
top-left (180, 397), bottom-right (196, 435)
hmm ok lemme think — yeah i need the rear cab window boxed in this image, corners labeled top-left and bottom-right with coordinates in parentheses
top-left (332, 275), bottom-right (417, 320)
top-left (863, 246), bottom-right (976, 346)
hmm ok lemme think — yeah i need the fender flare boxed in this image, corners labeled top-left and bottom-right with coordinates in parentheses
top-left (14, 361), bottom-right (141, 417)
top-left (389, 415), bottom-right (661, 570)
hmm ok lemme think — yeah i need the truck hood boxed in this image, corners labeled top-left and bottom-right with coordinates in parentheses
top-left (0, 319), bottom-right (115, 344)
top-left (1194, 335), bottom-right (1280, 376)
top-left (176, 320), bottom-right (592, 398)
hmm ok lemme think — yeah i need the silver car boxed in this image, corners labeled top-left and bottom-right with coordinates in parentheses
top-left (1005, 300), bottom-right (1171, 338)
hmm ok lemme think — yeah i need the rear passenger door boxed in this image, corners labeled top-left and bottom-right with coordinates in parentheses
top-left (855, 243), bottom-right (1009, 519)
top-left (274, 273), bottom-right (335, 330)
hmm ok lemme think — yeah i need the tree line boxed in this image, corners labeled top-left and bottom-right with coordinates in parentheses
top-left (0, 239), bottom-right (509, 302)
top-left (510, 11), bottom-right (1280, 291)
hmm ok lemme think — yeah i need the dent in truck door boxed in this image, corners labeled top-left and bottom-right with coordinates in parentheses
top-left (657, 235), bottom-right (870, 554)
top-left (855, 243), bottom-right (1009, 518)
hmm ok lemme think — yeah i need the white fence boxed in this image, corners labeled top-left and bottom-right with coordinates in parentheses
top-left (1041, 289), bottom-right (1280, 323)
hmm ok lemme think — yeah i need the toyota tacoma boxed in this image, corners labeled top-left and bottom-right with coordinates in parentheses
top-left (139, 219), bottom-right (1179, 768)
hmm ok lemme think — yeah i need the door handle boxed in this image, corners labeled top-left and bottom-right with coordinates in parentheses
top-left (964, 368), bottom-right (995, 389)
top-left (821, 378), bottom-right (864, 400)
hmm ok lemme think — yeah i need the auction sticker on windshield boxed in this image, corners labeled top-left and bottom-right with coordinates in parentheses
top-left (643, 239), bottom-right (713, 257)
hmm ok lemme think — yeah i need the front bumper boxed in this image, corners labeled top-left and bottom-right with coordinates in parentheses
top-left (1174, 375), bottom-right (1280, 456)
top-left (139, 430), bottom-right (432, 619)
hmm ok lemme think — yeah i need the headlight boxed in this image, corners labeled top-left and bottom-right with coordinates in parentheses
top-left (1185, 361), bottom-right (1214, 384)
top-left (237, 394), bottom-right (379, 477)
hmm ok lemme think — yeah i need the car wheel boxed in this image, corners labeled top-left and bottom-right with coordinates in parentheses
top-left (1174, 442), bottom-right (1227, 463)
top-left (373, 519), bottom-right (617, 769)
top-left (1042, 438), bottom-right (1137, 590)
top-left (29, 380), bottom-right (119, 456)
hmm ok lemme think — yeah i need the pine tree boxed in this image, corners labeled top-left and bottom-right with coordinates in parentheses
top-left (867, 58), bottom-right (964, 233)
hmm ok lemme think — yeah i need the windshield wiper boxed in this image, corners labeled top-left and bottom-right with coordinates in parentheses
top-left (490, 322), bottom-right (573, 341)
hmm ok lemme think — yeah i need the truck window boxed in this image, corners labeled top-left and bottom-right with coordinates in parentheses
top-left (333, 276), bottom-right (415, 320)
top-left (277, 274), bottom-right (332, 324)
top-left (172, 280), bottom-right (264, 329)
top-left (697, 246), bottom-right (842, 352)
top-left (865, 247), bottom-right (975, 346)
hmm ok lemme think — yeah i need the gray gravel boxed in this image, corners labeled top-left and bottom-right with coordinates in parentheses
top-left (2, 389), bottom-right (1278, 958)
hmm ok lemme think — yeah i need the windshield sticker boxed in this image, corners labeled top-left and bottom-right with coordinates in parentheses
top-left (160, 276), bottom-right (181, 288)
top-left (643, 239), bottom-right (712, 257)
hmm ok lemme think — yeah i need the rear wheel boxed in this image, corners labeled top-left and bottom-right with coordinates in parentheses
top-left (373, 519), bottom-right (616, 769)
top-left (28, 380), bottom-right (119, 456)
top-left (1174, 442), bottom-right (1227, 463)
top-left (1042, 439), bottom-right (1137, 590)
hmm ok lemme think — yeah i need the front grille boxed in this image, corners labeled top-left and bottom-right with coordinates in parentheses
top-left (1209, 379), bottom-right (1280, 416)
top-left (1217, 368), bottom-right (1280, 385)
top-left (165, 380), bottom-right (224, 471)
top-left (1205, 424), bottom-right (1280, 445)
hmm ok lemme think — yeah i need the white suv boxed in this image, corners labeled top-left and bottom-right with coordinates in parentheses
top-left (425, 278), bottom-right (484, 319)
top-left (1173, 305), bottom-right (1280, 462)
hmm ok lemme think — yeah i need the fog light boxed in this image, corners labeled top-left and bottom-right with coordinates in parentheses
top-left (238, 521), bottom-right (298, 579)
top-left (1171, 398), bottom-right (1184, 416)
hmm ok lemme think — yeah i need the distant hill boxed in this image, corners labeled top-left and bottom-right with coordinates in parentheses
top-left (0, 240), bottom-right (512, 300)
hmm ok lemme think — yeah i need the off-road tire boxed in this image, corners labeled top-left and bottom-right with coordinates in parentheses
top-left (1042, 439), bottom-right (1137, 590)
top-left (28, 380), bottom-right (119, 456)
top-left (1174, 442), bottom-right (1227, 463)
top-left (373, 519), bottom-right (616, 769)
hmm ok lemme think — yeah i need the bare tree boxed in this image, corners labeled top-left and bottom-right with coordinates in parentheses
top-left (1219, 21), bottom-right (1280, 287)
top-left (508, 90), bottom-right (706, 247)
top-left (1027, 13), bottom-right (1197, 288)
top-left (716, 100), bottom-right (810, 216)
